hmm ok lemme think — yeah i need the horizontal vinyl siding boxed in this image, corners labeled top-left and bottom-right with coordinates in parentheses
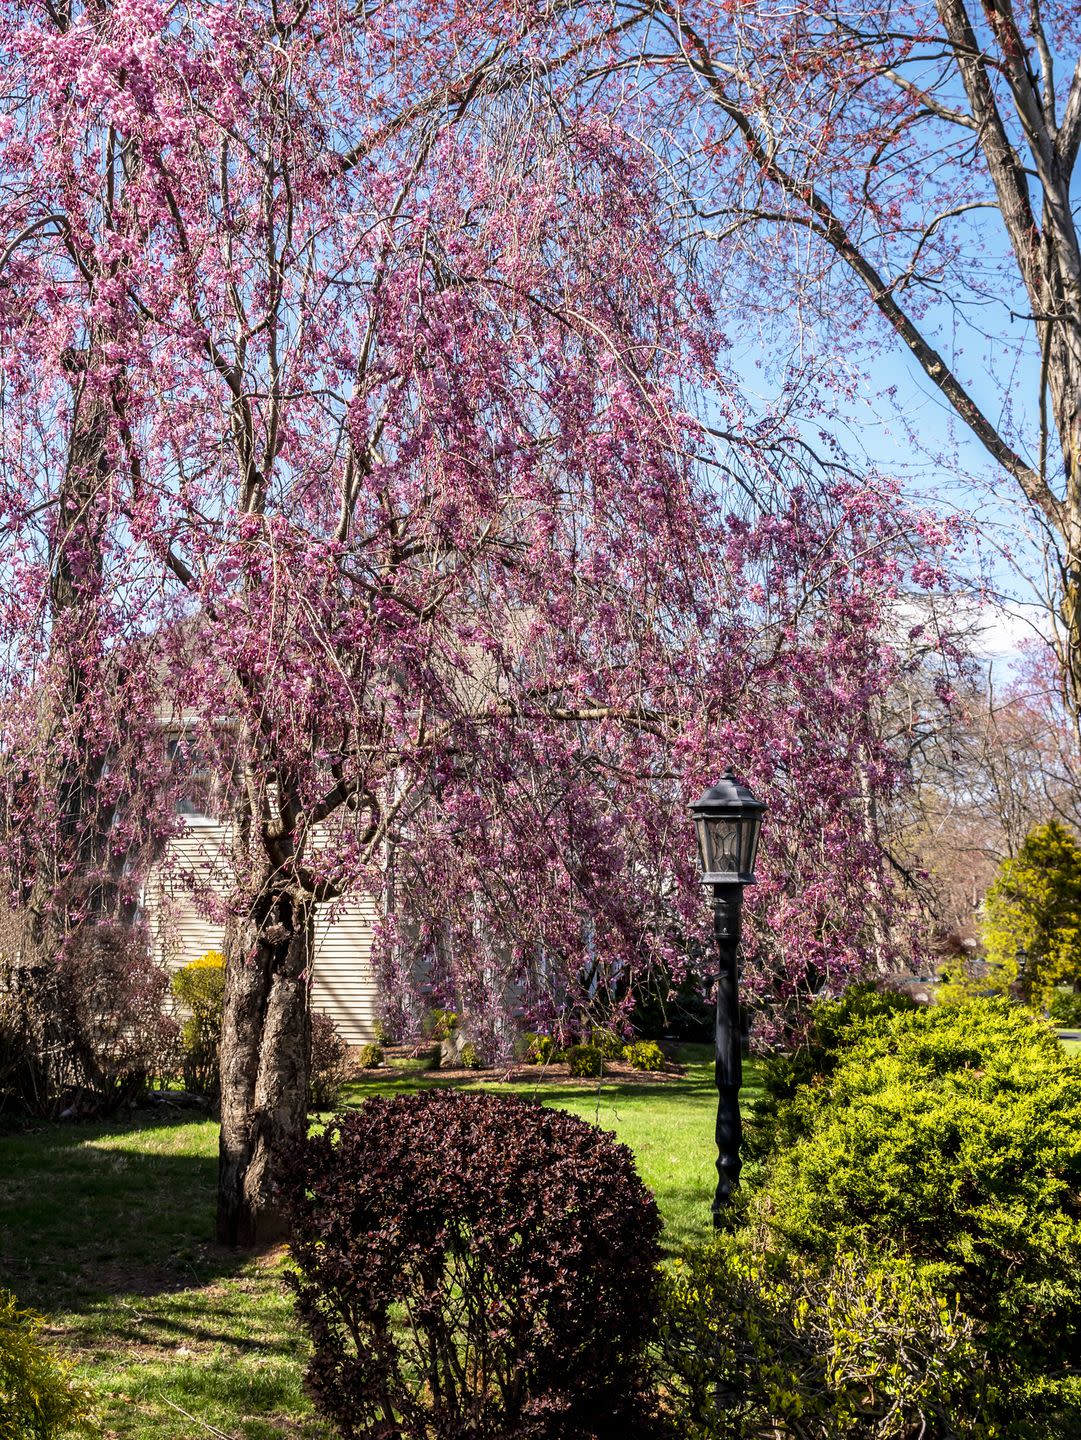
top-left (146, 820), bottom-right (381, 1044)
top-left (311, 895), bottom-right (381, 1045)
top-left (147, 820), bottom-right (231, 970)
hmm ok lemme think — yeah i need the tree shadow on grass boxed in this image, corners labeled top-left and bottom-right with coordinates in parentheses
top-left (0, 1107), bottom-right (249, 1315)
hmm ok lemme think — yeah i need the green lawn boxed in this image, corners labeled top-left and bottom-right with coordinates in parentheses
top-left (0, 1046), bottom-right (756, 1440)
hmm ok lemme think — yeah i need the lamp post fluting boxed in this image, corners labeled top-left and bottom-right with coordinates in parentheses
top-left (689, 771), bottom-right (767, 1227)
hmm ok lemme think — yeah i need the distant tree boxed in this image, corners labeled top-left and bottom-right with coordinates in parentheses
top-left (624, 1), bottom-right (1081, 734)
top-left (981, 820), bottom-right (1081, 1002)
top-left (892, 644), bottom-right (1081, 942)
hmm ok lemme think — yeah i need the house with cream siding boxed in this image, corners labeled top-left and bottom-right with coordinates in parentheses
top-left (144, 793), bottom-right (383, 1048)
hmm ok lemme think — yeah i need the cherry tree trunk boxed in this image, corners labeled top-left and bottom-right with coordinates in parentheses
top-left (217, 890), bottom-right (313, 1247)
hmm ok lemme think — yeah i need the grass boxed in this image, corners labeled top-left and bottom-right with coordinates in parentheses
top-left (0, 1045), bottom-right (755, 1440)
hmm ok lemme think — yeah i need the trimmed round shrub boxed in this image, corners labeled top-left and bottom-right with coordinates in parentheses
top-left (622, 1039), bottom-right (666, 1072)
top-left (280, 1090), bottom-right (664, 1440)
top-left (660, 1236), bottom-right (990, 1440)
top-left (308, 1013), bottom-right (349, 1110)
top-left (522, 1032), bottom-right (561, 1065)
top-left (564, 1043), bottom-right (604, 1078)
top-left (356, 1042), bottom-right (383, 1069)
top-left (458, 1040), bottom-right (482, 1069)
top-left (755, 998), bottom-right (1081, 1435)
top-left (591, 1027), bottom-right (625, 1060)
top-left (1, 1289), bottom-right (91, 1439)
top-left (171, 949), bottom-right (225, 1097)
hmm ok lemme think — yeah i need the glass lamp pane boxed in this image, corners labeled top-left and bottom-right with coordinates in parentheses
top-left (740, 817), bottom-right (760, 877)
top-left (706, 817), bottom-right (742, 873)
top-left (694, 817), bottom-right (711, 874)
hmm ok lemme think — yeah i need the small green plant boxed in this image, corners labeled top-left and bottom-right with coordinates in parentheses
top-left (357, 1042), bottom-right (383, 1069)
top-left (0, 1289), bottom-right (91, 1440)
top-left (591, 1027), bottom-right (625, 1060)
top-left (458, 1041), bottom-right (482, 1069)
top-left (171, 949), bottom-right (226, 1097)
top-left (622, 1039), bottom-right (665, 1072)
top-left (523, 1033), bottom-right (561, 1065)
top-left (427, 1009), bottom-right (459, 1041)
top-left (308, 1013), bottom-right (349, 1110)
top-left (565, 1043), bottom-right (604, 1078)
top-left (372, 1018), bottom-right (392, 1046)
top-left (1048, 988), bottom-right (1081, 1027)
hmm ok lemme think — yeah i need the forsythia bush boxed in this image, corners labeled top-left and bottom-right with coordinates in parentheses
top-left (755, 998), bottom-right (1081, 1436)
top-left (0, 1291), bottom-right (90, 1440)
top-left (660, 1238), bottom-right (990, 1440)
top-left (171, 950), bottom-right (225, 1096)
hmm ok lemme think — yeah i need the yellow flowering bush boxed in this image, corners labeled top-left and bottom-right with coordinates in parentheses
top-left (171, 949), bottom-right (226, 1096)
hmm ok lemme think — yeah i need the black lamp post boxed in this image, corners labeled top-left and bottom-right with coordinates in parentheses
top-left (690, 770), bottom-right (767, 1226)
top-left (1016, 946), bottom-right (1030, 996)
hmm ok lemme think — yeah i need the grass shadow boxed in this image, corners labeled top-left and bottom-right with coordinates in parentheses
top-left (0, 1107), bottom-right (243, 1314)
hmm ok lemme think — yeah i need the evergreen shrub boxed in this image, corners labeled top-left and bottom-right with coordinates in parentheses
top-left (660, 1237), bottom-right (989, 1440)
top-left (591, 1027), bottom-right (625, 1060)
top-left (981, 820), bottom-right (1081, 1002)
top-left (747, 982), bottom-right (919, 1158)
top-left (564, 1043), bottom-right (604, 1077)
top-left (0, 1289), bottom-right (90, 1440)
top-left (523, 1033), bottom-right (561, 1065)
top-left (371, 1018), bottom-right (392, 1046)
top-left (280, 1090), bottom-right (664, 1440)
top-left (356, 1042), bottom-right (383, 1069)
top-left (1048, 988), bottom-right (1081, 1027)
top-left (755, 998), bottom-right (1081, 1435)
top-left (308, 1013), bottom-right (349, 1109)
top-left (427, 1008), bottom-right (458, 1041)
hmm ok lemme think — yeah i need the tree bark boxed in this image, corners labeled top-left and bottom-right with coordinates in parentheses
top-left (217, 887), bottom-right (313, 1247)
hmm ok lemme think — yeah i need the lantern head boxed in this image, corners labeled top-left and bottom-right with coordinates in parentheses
top-left (689, 770), bottom-right (767, 887)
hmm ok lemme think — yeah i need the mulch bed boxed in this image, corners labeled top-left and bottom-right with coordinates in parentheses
top-left (355, 1046), bottom-right (686, 1086)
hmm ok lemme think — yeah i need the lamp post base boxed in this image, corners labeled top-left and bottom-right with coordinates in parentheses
top-left (712, 1080), bottom-right (742, 1225)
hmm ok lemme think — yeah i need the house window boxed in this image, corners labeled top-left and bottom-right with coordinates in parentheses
top-left (166, 736), bottom-right (215, 819)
